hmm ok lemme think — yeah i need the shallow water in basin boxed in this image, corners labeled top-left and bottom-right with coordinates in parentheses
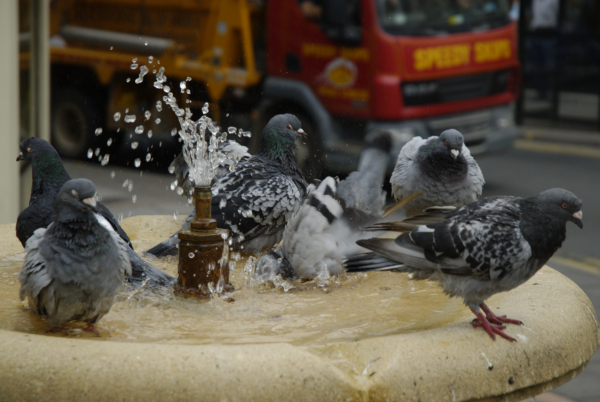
top-left (0, 217), bottom-right (471, 346)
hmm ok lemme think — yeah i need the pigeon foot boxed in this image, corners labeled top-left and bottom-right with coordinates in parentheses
top-left (469, 306), bottom-right (517, 342)
top-left (480, 303), bottom-right (523, 326)
top-left (84, 324), bottom-right (101, 336)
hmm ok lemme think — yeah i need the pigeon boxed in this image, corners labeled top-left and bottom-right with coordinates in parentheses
top-left (16, 137), bottom-right (175, 288)
top-left (255, 130), bottom-right (392, 280)
top-left (385, 129), bottom-right (484, 218)
top-left (169, 139), bottom-right (251, 199)
top-left (18, 179), bottom-right (132, 331)
top-left (146, 114), bottom-right (308, 256)
top-left (346, 188), bottom-right (583, 341)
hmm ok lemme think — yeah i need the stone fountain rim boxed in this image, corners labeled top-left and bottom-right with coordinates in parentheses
top-left (0, 217), bottom-right (598, 402)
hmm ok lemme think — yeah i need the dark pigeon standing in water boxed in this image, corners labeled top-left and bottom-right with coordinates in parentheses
top-left (146, 114), bottom-right (308, 256)
top-left (255, 130), bottom-right (392, 280)
top-left (346, 189), bottom-right (583, 341)
top-left (385, 129), bottom-right (484, 218)
top-left (19, 179), bottom-right (131, 331)
top-left (16, 137), bottom-right (174, 288)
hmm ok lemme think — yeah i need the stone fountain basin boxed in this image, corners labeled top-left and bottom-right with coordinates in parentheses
top-left (0, 216), bottom-right (598, 402)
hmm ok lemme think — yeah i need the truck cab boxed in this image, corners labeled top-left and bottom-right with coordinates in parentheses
top-left (259, 0), bottom-right (519, 176)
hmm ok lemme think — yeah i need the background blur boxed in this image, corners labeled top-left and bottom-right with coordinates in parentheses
top-left (4, 1), bottom-right (600, 401)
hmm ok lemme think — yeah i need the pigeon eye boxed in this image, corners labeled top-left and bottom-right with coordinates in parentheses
top-left (561, 202), bottom-right (568, 209)
top-left (444, 140), bottom-right (448, 146)
top-left (27, 147), bottom-right (32, 153)
top-left (71, 190), bottom-right (78, 198)
top-left (286, 124), bottom-right (293, 130)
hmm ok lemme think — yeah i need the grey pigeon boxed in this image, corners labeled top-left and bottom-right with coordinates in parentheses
top-left (386, 129), bottom-right (484, 218)
top-left (337, 129), bottom-right (392, 214)
top-left (146, 114), bottom-right (308, 256)
top-left (255, 131), bottom-right (392, 280)
top-left (346, 188), bottom-right (583, 341)
top-left (16, 137), bottom-right (175, 288)
top-left (169, 139), bottom-right (251, 198)
top-left (18, 179), bottom-right (132, 331)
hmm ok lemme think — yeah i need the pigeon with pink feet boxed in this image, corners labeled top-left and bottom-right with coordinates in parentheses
top-left (346, 188), bottom-right (583, 341)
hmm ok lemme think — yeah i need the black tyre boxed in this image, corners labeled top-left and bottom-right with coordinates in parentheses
top-left (253, 109), bottom-right (325, 182)
top-left (51, 88), bottom-right (103, 159)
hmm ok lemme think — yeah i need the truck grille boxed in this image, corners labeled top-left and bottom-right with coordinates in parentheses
top-left (402, 70), bottom-right (510, 106)
top-left (427, 110), bottom-right (492, 147)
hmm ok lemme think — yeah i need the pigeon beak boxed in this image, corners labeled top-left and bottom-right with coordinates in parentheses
top-left (16, 152), bottom-right (24, 161)
top-left (296, 128), bottom-right (308, 139)
top-left (572, 210), bottom-right (583, 228)
top-left (82, 197), bottom-right (97, 208)
top-left (450, 149), bottom-right (459, 160)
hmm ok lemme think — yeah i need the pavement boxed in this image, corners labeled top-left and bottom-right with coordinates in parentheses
top-left (54, 118), bottom-right (600, 402)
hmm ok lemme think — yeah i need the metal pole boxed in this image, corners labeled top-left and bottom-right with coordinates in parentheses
top-left (0, 0), bottom-right (20, 224)
top-left (29, 0), bottom-right (50, 142)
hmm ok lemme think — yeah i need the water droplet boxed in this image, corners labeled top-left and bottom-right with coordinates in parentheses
top-left (110, 171), bottom-right (115, 178)
top-left (128, 182), bottom-right (133, 192)
top-left (125, 108), bottom-right (129, 113)
top-left (135, 125), bottom-right (144, 134)
top-left (186, 89), bottom-right (191, 94)
top-left (155, 118), bottom-right (161, 125)
top-left (148, 55), bottom-right (154, 63)
top-left (118, 213), bottom-right (123, 222)
top-left (101, 154), bottom-right (110, 166)
top-left (144, 110), bottom-right (151, 120)
top-left (144, 41), bottom-right (148, 46)
top-left (122, 179), bottom-right (129, 187)
top-left (147, 130), bottom-right (153, 138)
top-left (186, 76), bottom-right (192, 81)
top-left (221, 233), bottom-right (227, 240)
top-left (188, 252), bottom-right (195, 258)
top-left (227, 127), bottom-right (236, 134)
top-left (130, 63), bottom-right (138, 69)
top-left (168, 165), bottom-right (175, 174)
top-left (132, 58), bottom-right (137, 63)
top-left (131, 142), bottom-right (138, 149)
top-left (135, 65), bottom-right (149, 83)
top-left (95, 127), bottom-right (103, 136)
top-left (126, 78), bottom-right (131, 83)
top-left (220, 198), bottom-right (227, 209)
top-left (134, 158), bottom-right (141, 168)
top-left (242, 131), bottom-right (251, 137)
top-left (176, 186), bottom-right (184, 195)
top-left (171, 128), bottom-right (177, 136)
top-left (110, 46), bottom-right (113, 50)
top-left (113, 112), bottom-right (121, 121)
top-left (228, 238), bottom-right (233, 246)
top-left (87, 149), bottom-right (93, 158)
top-left (124, 115), bottom-right (136, 123)
top-left (132, 195), bottom-right (137, 203)
top-left (95, 148), bottom-right (100, 156)
top-left (156, 101), bottom-right (162, 112)
top-left (202, 102), bottom-right (209, 114)
top-left (163, 85), bottom-right (170, 93)
top-left (159, 141), bottom-right (162, 147)
top-left (107, 138), bottom-right (113, 146)
top-left (187, 197), bottom-right (193, 204)
top-left (173, 212), bottom-right (178, 220)
top-left (146, 153), bottom-right (152, 162)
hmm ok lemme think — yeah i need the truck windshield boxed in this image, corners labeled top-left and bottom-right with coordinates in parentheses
top-left (376, 0), bottom-right (511, 36)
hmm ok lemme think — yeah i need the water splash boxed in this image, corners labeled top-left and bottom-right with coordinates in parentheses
top-left (124, 115), bottom-right (136, 123)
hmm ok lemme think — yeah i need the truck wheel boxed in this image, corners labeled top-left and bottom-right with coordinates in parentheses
top-left (51, 88), bottom-right (102, 159)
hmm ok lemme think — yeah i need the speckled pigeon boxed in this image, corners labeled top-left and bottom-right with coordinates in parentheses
top-left (346, 188), bottom-right (583, 341)
top-left (146, 114), bottom-right (308, 256)
top-left (385, 129), bottom-right (484, 218)
top-left (169, 139), bottom-right (251, 198)
top-left (18, 179), bottom-right (131, 331)
top-left (16, 137), bottom-right (174, 288)
top-left (255, 130), bottom-right (392, 280)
